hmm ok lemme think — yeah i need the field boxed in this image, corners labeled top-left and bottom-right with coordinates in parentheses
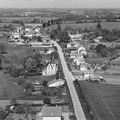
top-left (74, 81), bottom-right (120, 120)
top-left (46, 22), bottom-right (120, 31)
top-left (0, 36), bottom-right (58, 100)
top-left (0, 16), bottom-right (57, 23)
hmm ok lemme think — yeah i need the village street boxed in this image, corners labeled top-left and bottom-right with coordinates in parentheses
top-left (52, 41), bottom-right (86, 120)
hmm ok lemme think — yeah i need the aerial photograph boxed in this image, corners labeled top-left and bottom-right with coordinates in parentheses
top-left (0, 0), bottom-right (120, 120)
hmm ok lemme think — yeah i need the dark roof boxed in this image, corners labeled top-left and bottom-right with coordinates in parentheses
top-left (42, 106), bottom-right (62, 117)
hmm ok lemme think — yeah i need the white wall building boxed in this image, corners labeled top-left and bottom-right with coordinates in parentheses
top-left (47, 79), bottom-right (65, 87)
top-left (42, 62), bottom-right (58, 76)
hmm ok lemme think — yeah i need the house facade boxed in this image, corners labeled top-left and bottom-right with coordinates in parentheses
top-left (42, 61), bottom-right (58, 76)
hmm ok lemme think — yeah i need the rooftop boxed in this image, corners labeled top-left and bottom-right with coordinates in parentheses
top-left (42, 106), bottom-right (62, 117)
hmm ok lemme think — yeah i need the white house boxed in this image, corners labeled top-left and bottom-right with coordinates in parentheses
top-left (42, 61), bottom-right (58, 76)
top-left (77, 46), bottom-right (86, 53)
top-left (67, 43), bottom-right (72, 48)
top-left (94, 36), bottom-right (104, 43)
top-left (47, 79), bottom-right (65, 88)
top-left (46, 48), bottom-right (55, 54)
top-left (80, 63), bottom-right (88, 72)
top-left (68, 31), bottom-right (83, 41)
top-left (15, 39), bottom-right (26, 45)
top-left (42, 106), bottom-right (62, 120)
top-left (74, 55), bottom-right (85, 65)
top-left (24, 33), bottom-right (33, 38)
top-left (83, 70), bottom-right (94, 79)
top-left (12, 32), bottom-right (20, 39)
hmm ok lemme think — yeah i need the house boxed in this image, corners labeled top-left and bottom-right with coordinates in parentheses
top-left (77, 46), bottom-right (86, 54)
top-left (70, 52), bottom-right (79, 59)
top-left (12, 32), bottom-right (20, 39)
top-left (80, 63), bottom-right (88, 71)
top-left (68, 31), bottom-right (83, 41)
top-left (74, 55), bottom-right (85, 65)
top-left (83, 70), bottom-right (94, 79)
top-left (42, 106), bottom-right (62, 120)
top-left (94, 36), bottom-right (104, 43)
top-left (29, 41), bottom-right (42, 47)
top-left (67, 43), bottom-right (72, 48)
top-left (42, 61), bottom-right (58, 76)
top-left (47, 79), bottom-right (65, 87)
top-left (46, 48), bottom-right (55, 54)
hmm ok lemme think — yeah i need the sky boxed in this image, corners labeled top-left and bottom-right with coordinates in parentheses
top-left (0, 0), bottom-right (120, 8)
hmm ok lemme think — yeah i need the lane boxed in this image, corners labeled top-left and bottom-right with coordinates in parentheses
top-left (53, 41), bottom-right (86, 120)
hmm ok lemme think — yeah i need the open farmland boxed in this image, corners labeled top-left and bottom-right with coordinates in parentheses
top-left (46, 22), bottom-right (120, 31)
top-left (0, 16), bottom-right (57, 23)
top-left (0, 23), bottom-right (20, 28)
top-left (74, 81), bottom-right (120, 120)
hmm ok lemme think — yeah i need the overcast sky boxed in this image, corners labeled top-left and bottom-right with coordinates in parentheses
top-left (0, 0), bottom-right (120, 8)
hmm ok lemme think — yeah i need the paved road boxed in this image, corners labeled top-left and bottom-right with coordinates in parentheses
top-left (53, 41), bottom-right (86, 120)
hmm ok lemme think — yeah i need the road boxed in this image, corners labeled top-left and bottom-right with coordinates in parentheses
top-left (53, 41), bottom-right (86, 120)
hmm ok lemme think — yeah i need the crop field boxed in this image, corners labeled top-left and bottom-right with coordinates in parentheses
top-left (46, 22), bottom-right (120, 31)
top-left (75, 81), bottom-right (120, 120)
top-left (0, 23), bottom-right (20, 28)
top-left (0, 16), bottom-right (57, 23)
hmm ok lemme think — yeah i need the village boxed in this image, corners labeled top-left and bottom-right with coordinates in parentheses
top-left (0, 7), bottom-right (120, 120)
top-left (0, 22), bottom-right (77, 120)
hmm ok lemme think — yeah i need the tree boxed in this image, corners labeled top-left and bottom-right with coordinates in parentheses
top-left (47, 20), bottom-right (51, 26)
top-left (96, 44), bottom-right (106, 53)
top-left (59, 31), bottom-right (70, 43)
top-left (0, 58), bottom-right (1, 70)
top-left (42, 23), bottom-right (47, 28)
top-left (50, 51), bottom-right (58, 60)
top-left (25, 58), bottom-right (37, 73)
top-left (51, 19), bottom-right (54, 25)
top-left (33, 52), bottom-right (42, 68)
top-left (43, 97), bottom-right (51, 104)
top-left (9, 66), bottom-right (23, 77)
top-left (37, 36), bottom-right (42, 42)
top-left (24, 82), bottom-right (33, 95)
top-left (42, 80), bottom-right (48, 87)
top-left (96, 22), bottom-right (102, 29)
top-left (0, 43), bottom-right (6, 54)
top-left (50, 34), bottom-right (55, 40)
top-left (57, 23), bottom-right (62, 31)
top-left (100, 48), bottom-right (108, 57)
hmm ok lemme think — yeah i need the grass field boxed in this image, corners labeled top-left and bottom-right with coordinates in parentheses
top-left (75, 81), bottom-right (120, 120)
top-left (46, 22), bottom-right (120, 31)
top-left (0, 16), bottom-right (57, 23)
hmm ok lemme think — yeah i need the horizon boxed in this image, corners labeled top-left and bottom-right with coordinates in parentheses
top-left (0, 0), bottom-right (120, 8)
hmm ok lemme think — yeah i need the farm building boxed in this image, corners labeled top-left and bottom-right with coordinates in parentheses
top-left (47, 79), bottom-right (65, 87)
top-left (41, 106), bottom-right (62, 120)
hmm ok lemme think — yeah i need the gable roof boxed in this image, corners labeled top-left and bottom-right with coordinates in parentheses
top-left (47, 79), bottom-right (65, 86)
top-left (42, 106), bottom-right (62, 117)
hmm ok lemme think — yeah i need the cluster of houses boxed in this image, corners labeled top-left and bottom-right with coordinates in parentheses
top-left (67, 32), bottom-right (104, 81)
top-left (9, 24), bottom-right (53, 47)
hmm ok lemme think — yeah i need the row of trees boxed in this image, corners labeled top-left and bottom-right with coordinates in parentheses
top-left (42, 18), bottom-right (62, 28)
top-left (50, 24), bottom-right (71, 43)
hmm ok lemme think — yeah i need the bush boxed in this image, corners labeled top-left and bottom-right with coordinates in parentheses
top-left (9, 66), bottom-right (24, 77)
